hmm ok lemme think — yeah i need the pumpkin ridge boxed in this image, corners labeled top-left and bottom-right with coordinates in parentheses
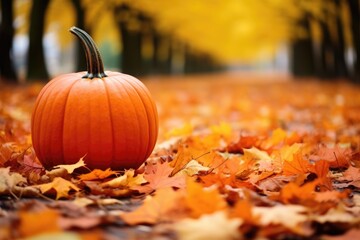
top-left (31, 77), bottom-right (62, 160)
top-left (117, 78), bottom-right (143, 163)
top-left (61, 79), bottom-right (83, 165)
top-left (38, 78), bottom-right (69, 168)
top-left (103, 79), bottom-right (115, 168)
top-left (123, 79), bottom-right (153, 159)
top-left (60, 79), bottom-right (79, 165)
top-left (123, 77), bottom-right (158, 157)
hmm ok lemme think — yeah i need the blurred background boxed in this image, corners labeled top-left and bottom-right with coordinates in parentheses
top-left (0, 0), bottom-right (359, 83)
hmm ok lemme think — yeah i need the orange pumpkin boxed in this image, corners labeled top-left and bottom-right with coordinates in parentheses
top-left (31, 27), bottom-right (158, 170)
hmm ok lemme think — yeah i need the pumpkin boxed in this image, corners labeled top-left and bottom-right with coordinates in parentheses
top-left (31, 27), bottom-right (158, 170)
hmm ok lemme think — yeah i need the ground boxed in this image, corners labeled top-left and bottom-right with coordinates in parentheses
top-left (1, 73), bottom-right (360, 239)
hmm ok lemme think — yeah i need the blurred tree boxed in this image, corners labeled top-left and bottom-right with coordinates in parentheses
top-left (0, 0), bottom-right (17, 82)
top-left (348, 0), bottom-right (360, 83)
top-left (27, 0), bottom-right (50, 81)
top-left (290, 13), bottom-right (315, 77)
top-left (71, 0), bottom-right (87, 71)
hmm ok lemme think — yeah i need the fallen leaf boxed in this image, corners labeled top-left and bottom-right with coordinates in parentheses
top-left (102, 169), bottom-right (147, 188)
top-left (313, 207), bottom-right (357, 224)
top-left (53, 157), bottom-right (86, 174)
top-left (178, 159), bottom-right (210, 176)
top-left (78, 168), bottom-right (118, 181)
top-left (0, 167), bottom-right (27, 194)
top-left (36, 177), bottom-right (80, 199)
top-left (253, 205), bottom-right (308, 231)
top-left (133, 161), bottom-right (185, 193)
top-left (120, 188), bottom-right (183, 225)
top-left (282, 151), bottom-right (313, 176)
top-left (19, 208), bottom-right (61, 237)
top-left (175, 211), bottom-right (242, 240)
top-left (314, 145), bottom-right (352, 168)
top-left (185, 178), bottom-right (227, 218)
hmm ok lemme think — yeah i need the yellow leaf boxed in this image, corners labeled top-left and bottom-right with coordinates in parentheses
top-left (175, 211), bottom-right (242, 240)
top-left (102, 169), bottom-right (147, 188)
top-left (37, 177), bottom-right (79, 200)
top-left (178, 160), bottom-right (210, 176)
top-left (53, 157), bottom-right (86, 174)
top-left (242, 147), bottom-right (272, 162)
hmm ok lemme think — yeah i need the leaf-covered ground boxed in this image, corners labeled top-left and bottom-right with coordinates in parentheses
top-left (1, 73), bottom-right (360, 239)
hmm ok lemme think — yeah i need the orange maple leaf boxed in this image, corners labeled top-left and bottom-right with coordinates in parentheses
top-left (282, 151), bottom-right (313, 176)
top-left (120, 188), bottom-right (185, 225)
top-left (279, 181), bottom-right (317, 204)
top-left (314, 145), bottom-right (352, 168)
top-left (78, 168), bottom-right (119, 181)
top-left (19, 208), bottom-right (60, 237)
top-left (229, 200), bottom-right (258, 224)
top-left (184, 178), bottom-right (227, 218)
top-left (132, 161), bottom-right (185, 194)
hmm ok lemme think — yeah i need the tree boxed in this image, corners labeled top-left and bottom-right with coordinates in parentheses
top-left (0, 0), bottom-right (17, 82)
top-left (26, 0), bottom-right (51, 81)
top-left (71, 0), bottom-right (87, 72)
top-left (348, 0), bottom-right (360, 83)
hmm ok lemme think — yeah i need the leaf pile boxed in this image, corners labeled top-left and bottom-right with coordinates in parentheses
top-left (1, 76), bottom-right (360, 239)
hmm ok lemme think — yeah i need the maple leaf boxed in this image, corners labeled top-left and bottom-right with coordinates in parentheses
top-left (184, 178), bottom-right (227, 218)
top-left (178, 159), bottom-right (210, 176)
top-left (102, 169), bottom-right (147, 188)
top-left (175, 211), bottom-right (242, 240)
top-left (36, 177), bottom-right (80, 199)
top-left (78, 168), bottom-right (118, 181)
top-left (0, 167), bottom-right (27, 194)
top-left (53, 157), bottom-right (86, 174)
top-left (336, 166), bottom-right (360, 188)
top-left (279, 181), bottom-right (318, 204)
top-left (282, 151), bottom-right (313, 176)
top-left (120, 188), bottom-right (184, 225)
top-left (226, 134), bottom-right (259, 153)
top-left (132, 161), bottom-right (185, 194)
top-left (253, 205), bottom-right (309, 231)
top-left (229, 200), bottom-right (257, 224)
top-left (312, 207), bottom-right (357, 224)
top-left (260, 128), bottom-right (288, 150)
top-left (313, 145), bottom-right (352, 168)
top-left (19, 208), bottom-right (61, 237)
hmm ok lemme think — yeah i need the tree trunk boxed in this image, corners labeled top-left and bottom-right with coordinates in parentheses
top-left (26, 0), bottom-right (50, 81)
top-left (334, 0), bottom-right (349, 78)
top-left (0, 0), bottom-right (17, 82)
top-left (115, 5), bottom-right (143, 76)
top-left (290, 14), bottom-right (315, 77)
top-left (71, 0), bottom-right (87, 72)
top-left (348, 0), bottom-right (360, 83)
top-left (318, 19), bottom-right (336, 79)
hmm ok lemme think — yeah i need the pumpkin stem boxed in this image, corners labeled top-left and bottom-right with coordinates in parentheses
top-left (70, 26), bottom-right (107, 79)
